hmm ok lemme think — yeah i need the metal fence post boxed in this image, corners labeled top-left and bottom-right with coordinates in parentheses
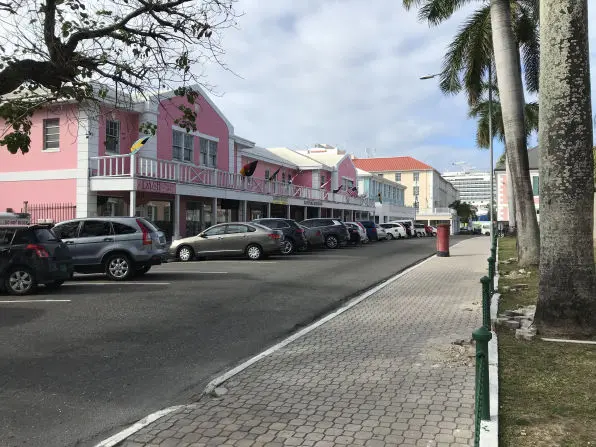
top-left (473, 326), bottom-right (492, 419)
top-left (480, 276), bottom-right (491, 329)
top-left (487, 257), bottom-right (495, 296)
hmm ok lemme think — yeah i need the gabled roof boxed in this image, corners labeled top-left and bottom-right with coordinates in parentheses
top-left (302, 152), bottom-right (351, 169)
top-left (352, 156), bottom-right (434, 172)
top-left (267, 147), bottom-right (332, 170)
top-left (495, 146), bottom-right (539, 171)
top-left (241, 146), bottom-right (296, 168)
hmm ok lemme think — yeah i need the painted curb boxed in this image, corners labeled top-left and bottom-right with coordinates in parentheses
top-left (95, 238), bottom-right (470, 446)
top-left (480, 238), bottom-right (499, 447)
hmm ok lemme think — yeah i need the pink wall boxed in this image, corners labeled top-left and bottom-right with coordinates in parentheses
top-left (0, 179), bottom-right (76, 212)
top-left (291, 170), bottom-right (312, 188)
top-left (240, 156), bottom-right (297, 182)
top-left (320, 170), bottom-right (332, 191)
top-left (0, 104), bottom-right (80, 172)
top-left (97, 106), bottom-right (140, 156)
top-left (157, 95), bottom-right (229, 170)
top-left (337, 156), bottom-right (357, 183)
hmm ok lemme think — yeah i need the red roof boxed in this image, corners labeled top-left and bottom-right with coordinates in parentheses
top-left (352, 156), bottom-right (434, 172)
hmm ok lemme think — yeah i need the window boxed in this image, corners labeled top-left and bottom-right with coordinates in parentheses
top-left (226, 224), bottom-right (249, 234)
top-left (321, 175), bottom-right (326, 186)
top-left (413, 186), bottom-right (420, 196)
top-left (532, 176), bottom-right (539, 196)
top-left (43, 118), bottom-right (60, 150)
top-left (0, 228), bottom-right (16, 245)
top-left (378, 173), bottom-right (384, 178)
top-left (395, 173), bottom-right (401, 182)
top-left (12, 229), bottom-right (35, 245)
top-left (79, 220), bottom-right (112, 237)
top-left (53, 221), bottom-right (80, 239)
top-left (204, 225), bottom-right (226, 236)
top-left (199, 138), bottom-right (218, 167)
top-left (105, 120), bottom-right (120, 153)
top-left (173, 130), bottom-right (193, 162)
top-left (112, 222), bottom-right (137, 235)
top-left (265, 169), bottom-right (270, 180)
top-left (413, 172), bottom-right (420, 182)
top-left (282, 173), bottom-right (286, 183)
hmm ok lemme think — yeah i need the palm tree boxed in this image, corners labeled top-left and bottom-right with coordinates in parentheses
top-left (403, 0), bottom-right (541, 265)
top-left (534, 0), bottom-right (596, 335)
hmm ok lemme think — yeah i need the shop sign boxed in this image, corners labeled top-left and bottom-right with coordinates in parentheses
top-left (272, 198), bottom-right (288, 205)
top-left (136, 179), bottom-right (177, 194)
top-left (304, 200), bottom-right (323, 207)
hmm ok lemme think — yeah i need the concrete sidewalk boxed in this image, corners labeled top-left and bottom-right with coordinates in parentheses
top-left (118, 237), bottom-right (489, 447)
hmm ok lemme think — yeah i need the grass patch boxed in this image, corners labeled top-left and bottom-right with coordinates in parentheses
top-left (497, 236), bottom-right (596, 446)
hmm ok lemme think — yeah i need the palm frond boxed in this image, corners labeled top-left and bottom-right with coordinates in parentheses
top-left (417, 0), bottom-right (478, 26)
top-left (402, 0), bottom-right (427, 11)
top-left (524, 101), bottom-right (539, 136)
top-left (439, 4), bottom-right (491, 105)
top-left (515, 5), bottom-right (540, 93)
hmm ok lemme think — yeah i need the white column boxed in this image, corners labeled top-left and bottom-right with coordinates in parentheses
top-left (286, 204), bottom-right (291, 219)
top-left (212, 197), bottom-right (218, 224)
top-left (173, 194), bottom-right (181, 239)
top-left (267, 202), bottom-right (272, 218)
top-left (303, 206), bottom-right (308, 220)
top-left (129, 191), bottom-right (136, 217)
top-left (76, 105), bottom-right (99, 218)
top-left (318, 207), bottom-right (322, 217)
top-left (242, 200), bottom-right (248, 222)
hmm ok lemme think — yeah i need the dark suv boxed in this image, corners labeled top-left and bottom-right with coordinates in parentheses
top-left (252, 218), bottom-right (308, 254)
top-left (0, 225), bottom-right (73, 295)
top-left (52, 217), bottom-right (167, 280)
top-left (299, 218), bottom-right (350, 249)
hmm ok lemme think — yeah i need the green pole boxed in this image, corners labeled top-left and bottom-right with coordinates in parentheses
top-left (487, 257), bottom-right (495, 295)
top-left (481, 276), bottom-right (491, 329)
top-left (472, 326), bottom-right (492, 420)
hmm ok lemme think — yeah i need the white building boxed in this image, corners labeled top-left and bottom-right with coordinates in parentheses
top-left (442, 170), bottom-right (493, 212)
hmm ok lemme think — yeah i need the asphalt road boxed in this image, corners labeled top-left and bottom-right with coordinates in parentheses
top-left (0, 234), bottom-right (473, 447)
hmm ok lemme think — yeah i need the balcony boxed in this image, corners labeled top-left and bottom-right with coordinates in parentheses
top-left (416, 207), bottom-right (456, 216)
top-left (89, 154), bottom-right (375, 208)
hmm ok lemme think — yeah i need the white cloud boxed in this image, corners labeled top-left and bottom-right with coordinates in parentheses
top-left (199, 0), bottom-right (596, 174)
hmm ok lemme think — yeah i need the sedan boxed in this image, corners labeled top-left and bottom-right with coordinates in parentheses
top-left (379, 223), bottom-right (406, 239)
top-left (169, 222), bottom-right (283, 261)
top-left (375, 224), bottom-right (388, 240)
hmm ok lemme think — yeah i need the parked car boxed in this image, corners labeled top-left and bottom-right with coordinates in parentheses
top-left (52, 217), bottom-right (167, 280)
top-left (0, 224), bottom-right (73, 295)
top-left (375, 224), bottom-right (388, 240)
top-left (344, 222), bottom-right (364, 244)
top-left (300, 225), bottom-right (325, 250)
top-left (345, 221), bottom-right (368, 244)
top-left (389, 220), bottom-right (415, 237)
top-left (357, 220), bottom-right (380, 241)
top-left (429, 226), bottom-right (438, 236)
top-left (252, 218), bottom-right (308, 254)
top-left (299, 219), bottom-right (350, 249)
top-left (379, 223), bottom-right (406, 239)
top-left (424, 225), bottom-right (435, 236)
top-left (170, 222), bottom-right (283, 261)
top-left (413, 223), bottom-right (428, 237)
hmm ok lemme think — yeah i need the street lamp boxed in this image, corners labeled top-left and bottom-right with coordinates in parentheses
top-left (420, 70), bottom-right (495, 238)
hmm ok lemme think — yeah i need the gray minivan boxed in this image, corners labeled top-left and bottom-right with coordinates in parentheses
top-left (52, 217), bottom-right (167, 280)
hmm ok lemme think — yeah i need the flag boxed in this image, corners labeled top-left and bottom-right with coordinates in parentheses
top-left (320, 178), bottom-right (331, 189)
top-left (240, 160), bottom-right (258, 177)
top-left (288, 175), bottom-right (293, 184)
top-left (268, 167), bottom-right (281, 181)
top-left (348, 186), bottom-right (358, 197)
top-left (333, 185), bottom-right (343, 194)
top-left (377, 192), bottom-right (382, 203)
top-left (130, 136), bottom-right (151, 154)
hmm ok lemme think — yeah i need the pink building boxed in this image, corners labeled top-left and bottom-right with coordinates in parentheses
top-left (0, 86), bottom-right (373, 239)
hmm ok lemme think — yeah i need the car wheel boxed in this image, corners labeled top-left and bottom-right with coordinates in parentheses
top-left (325, 235), bottom-right (339, 249)
top-left (45, 280), bottom-right (65, 290)
top-left (246, 244), bottom-right (263, 260)
top-left (135, 265), bottom-right (151, 276)
top-left (177, 245), bottom-right (195, 262)
top-left (281, 239), bottom-right (295, 255)
top-left (5, 267), bottom-right (37, 296)
top-left (105, 253), bottom-right (133, 281)
top-left (387, 233), bottom-right (394, 240)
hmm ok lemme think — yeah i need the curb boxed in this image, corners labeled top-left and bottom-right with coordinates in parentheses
top-left (480, 239), bottom-right (500, 447)
top-left (95, 239), bottom-right (469, 447)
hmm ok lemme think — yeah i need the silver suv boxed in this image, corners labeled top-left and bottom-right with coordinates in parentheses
top-left (52, 217), bottom-right (167, 280)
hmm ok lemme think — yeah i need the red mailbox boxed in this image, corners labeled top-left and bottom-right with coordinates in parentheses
top-left (436, 223), bottom-right (450, 257)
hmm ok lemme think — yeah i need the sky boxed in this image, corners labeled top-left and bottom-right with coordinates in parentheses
top-left (201, 0), bottom-right (596, 174)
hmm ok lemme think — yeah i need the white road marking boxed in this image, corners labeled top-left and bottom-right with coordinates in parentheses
top-left (0, 299), bottom-right (71, 303)
top-left (94, 405), bottom-right (185, 447)
top-left (64, 282), bottom-right (171, 286)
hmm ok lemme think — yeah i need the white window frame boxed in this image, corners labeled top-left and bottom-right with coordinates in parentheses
top-left (105, 120), bottom-right (120, 153)
top-left (172, 129), bottom-right (193, 162)
top-left (43, 118), bottom-right (60, 151)
top-left (199, 138), bottom-right (218, 168)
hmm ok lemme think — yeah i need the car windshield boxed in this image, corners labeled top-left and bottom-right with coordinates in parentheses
top-left (34, 228), bottom-right (59, 242)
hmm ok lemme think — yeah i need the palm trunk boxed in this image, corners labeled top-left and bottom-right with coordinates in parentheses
top-left (490, 0), bottom-right (539, 266)
top-left (505, 154), bottom-right (516, 230)
top-left (534, 0), bottom-right (596, 335)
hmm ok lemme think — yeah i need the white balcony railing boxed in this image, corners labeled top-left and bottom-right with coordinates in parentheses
top-left (89, 154), bottom-right (375, 207)
top-left (417, 207), bottom-right (455, 215)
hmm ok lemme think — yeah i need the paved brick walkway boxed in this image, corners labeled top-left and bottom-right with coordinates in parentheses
top-left (120, 237), bottom-right (489, 447)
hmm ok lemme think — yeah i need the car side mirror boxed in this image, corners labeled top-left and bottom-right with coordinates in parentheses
top-left (199, 233), bottom-right (207, 238)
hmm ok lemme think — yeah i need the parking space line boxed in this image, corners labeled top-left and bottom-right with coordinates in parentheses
top-left (64, 282), bottom-right (172, 286)
top-left (0, 299), bottom-right (71, 303)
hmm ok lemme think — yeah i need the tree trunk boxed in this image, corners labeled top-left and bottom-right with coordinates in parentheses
top-left (534, 0), bottom-right (596, 336)
top-left (505, 154), bottom-right (516, 230)
top-left (490, 0), bottom-right (540, 266)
